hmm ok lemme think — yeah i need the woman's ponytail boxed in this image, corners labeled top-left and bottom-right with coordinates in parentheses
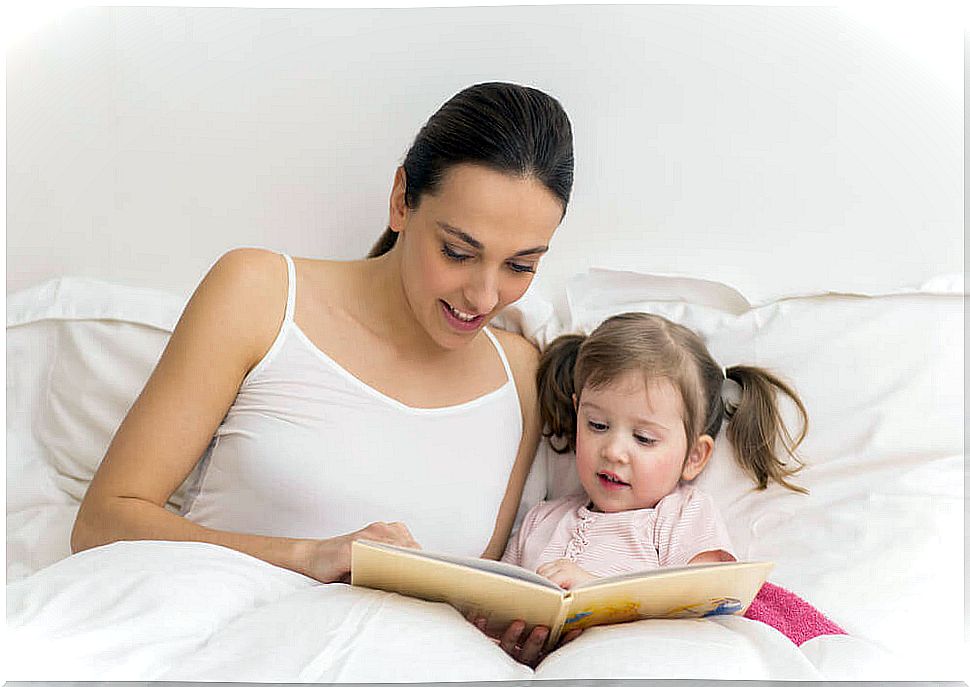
top-left (367, 227), bottom-right (398, 258)
top-left (724, 365), bottom-right (809, 494)
top-left (537, 334), bottom-right (585, 454)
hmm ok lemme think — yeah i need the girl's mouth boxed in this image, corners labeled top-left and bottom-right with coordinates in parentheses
top-left (440, 300), bottom-right (485, 332)
top-left (597, 472), bottom-right (630, 490)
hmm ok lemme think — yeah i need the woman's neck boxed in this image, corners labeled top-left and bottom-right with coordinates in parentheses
top-left (352, 251), bottom-right (447, 360)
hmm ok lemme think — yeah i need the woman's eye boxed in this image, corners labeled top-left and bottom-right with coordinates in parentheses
top-left (507, 261), bottom-right (536, 274)
top-left (634, 434), bottom-right (658, 446)
top-left (441, 244), bottom-right (472, 262)
top-left (588, 421), bottom-right (608, 432)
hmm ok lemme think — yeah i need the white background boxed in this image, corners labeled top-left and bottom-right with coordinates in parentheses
top-left (5, 3), bottom-right (964, 306)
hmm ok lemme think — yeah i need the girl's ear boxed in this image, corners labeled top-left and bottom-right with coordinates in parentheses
top-left (389, 167), bottom-right (409, 234)
top-left (572, 393), bottom-right (577, 411)
top-left (682, 435), bottom-right (714, 481)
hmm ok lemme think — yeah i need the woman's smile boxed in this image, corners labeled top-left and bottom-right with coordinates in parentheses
top-left (440, 300), bottom-right (486, 332)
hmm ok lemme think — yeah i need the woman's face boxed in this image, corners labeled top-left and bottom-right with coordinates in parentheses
top-left (391, 163), bottom-right (564, 350)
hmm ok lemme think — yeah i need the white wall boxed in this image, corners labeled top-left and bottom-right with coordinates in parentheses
top-left (6, 5), bottom-right (963, 305)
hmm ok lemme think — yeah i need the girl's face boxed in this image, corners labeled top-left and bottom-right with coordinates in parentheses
top-left (574, 370), bottom-right (712, 513)
top-left (390, 163), bottom-right (563, 350)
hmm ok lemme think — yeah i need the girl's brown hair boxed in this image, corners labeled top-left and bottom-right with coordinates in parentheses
top-left (537, 312), bottom-right (808, 494)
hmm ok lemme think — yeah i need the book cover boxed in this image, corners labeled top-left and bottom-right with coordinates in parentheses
top-left (351, 540), bottom-right (773, 649)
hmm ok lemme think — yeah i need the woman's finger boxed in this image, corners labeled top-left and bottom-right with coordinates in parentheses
top-left (560, 628), bottom-right (583, 645)
top-left (400, 528), bottom-right (420, 549)
top-left (379, 521), bottom-right (420, 549)
top-left (498, 619), bottom-right (525, 657)
top-left (517, 625), bottom-right (549, 667)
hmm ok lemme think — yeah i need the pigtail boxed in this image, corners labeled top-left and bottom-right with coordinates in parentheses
top-left (724, 365), bottom-right (809, 494)
top-left (537, 334), bottom-right (585, 454)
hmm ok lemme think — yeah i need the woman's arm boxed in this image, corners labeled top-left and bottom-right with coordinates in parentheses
top-left (70, 248), bottom-right (417, 582)
top-left (480, 329), bottom-right (543, 561)
top-left (473, 329), bottom-right (562, 666)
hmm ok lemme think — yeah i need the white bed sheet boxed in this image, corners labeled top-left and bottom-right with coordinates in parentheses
top-left (7, 539), bottom-right (896, 682)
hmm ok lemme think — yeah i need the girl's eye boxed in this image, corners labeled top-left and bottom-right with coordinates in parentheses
top-left (588, 421), bottom-right (608, 432)
top-left (441, 244), bottom-right (472, 262)
top-left (507, 261), bottom-right (536, 274)
top-left (634, 434), bottom-right (658, 446)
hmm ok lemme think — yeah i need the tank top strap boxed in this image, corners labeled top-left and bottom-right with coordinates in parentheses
top-left (280, 252), bottom-right (297, 324)
top-left (483, 327), bottom-right (515, 385)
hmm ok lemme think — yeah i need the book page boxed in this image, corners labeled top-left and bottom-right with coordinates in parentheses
top-left (352, 541), bottom-right (567, 641)
top-left (574, 560), bottom-right (756, 589)
top-left (361, 541), bottom-right (561, 589)
top-left (563, 561), bottom-right (773, 632)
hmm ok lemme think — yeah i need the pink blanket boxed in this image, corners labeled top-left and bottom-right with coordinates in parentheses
top-left (743, 581), bottom-right (846, 645)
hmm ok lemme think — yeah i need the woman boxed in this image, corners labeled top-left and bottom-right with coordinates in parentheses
top-left (71, 82), bottom-right (574, 667)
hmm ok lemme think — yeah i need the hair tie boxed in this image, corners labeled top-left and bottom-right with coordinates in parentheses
top-left (721, 372), bottom-right (742, 418)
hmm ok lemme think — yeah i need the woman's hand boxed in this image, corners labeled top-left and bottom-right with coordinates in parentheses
top-left (536, 558), bottom-right (597, 590)
top-left (302, 521), bottom-right (420, 583)
top-left (466, 614), bottom-right (583, 668)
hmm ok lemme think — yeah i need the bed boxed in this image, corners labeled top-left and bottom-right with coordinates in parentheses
top-left (6, 3), bottom-right (964, 682)
top-left (6, 267), bottom-right (964, 681)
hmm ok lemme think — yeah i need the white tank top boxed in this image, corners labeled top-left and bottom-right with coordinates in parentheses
top-left (182, 253), bottom-right (523, 557)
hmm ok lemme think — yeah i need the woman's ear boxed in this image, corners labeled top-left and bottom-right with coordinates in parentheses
top-left (681, 435), bottom-right (714, 481)
top-left (388, 167), bottom-right (409, 233)
top-left (572, 393), bottom-right (578, 411)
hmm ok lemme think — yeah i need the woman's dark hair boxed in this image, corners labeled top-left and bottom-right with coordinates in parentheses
top-left (538, 313), bottom-right (809, 494)
top-left (367, 82), bottom-right (574, 257)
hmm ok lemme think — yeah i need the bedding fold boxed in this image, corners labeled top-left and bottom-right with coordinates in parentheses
top-left (8, 540), bottom-right (885, 682)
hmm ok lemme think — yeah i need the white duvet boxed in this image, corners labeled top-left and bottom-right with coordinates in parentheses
top-left (7, 539), bottom-right (895, 682)
top-left (7, 274), bottom-right (965, 682)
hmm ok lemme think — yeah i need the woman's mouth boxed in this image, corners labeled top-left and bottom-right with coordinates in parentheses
top-left (440, 300), bottom-right (485, 332)
top-left (597, 472), bottom-right (630, 490)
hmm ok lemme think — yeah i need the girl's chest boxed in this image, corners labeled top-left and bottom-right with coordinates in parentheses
top-left (528, 512), bottom-right (663, 577)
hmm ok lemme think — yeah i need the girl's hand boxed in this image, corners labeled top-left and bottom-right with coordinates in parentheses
top-left (302, 521), bottom-right (420, 583)
top-left (536, 558), bottom-right (597, 590)
top-left (465, 613), bottom-right (583, 668)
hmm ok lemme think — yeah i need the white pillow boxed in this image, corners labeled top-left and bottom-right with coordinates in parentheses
top-left (552, 268), bottom-right (964, 678)
top-left (8, 277), bottom-right (188, 508)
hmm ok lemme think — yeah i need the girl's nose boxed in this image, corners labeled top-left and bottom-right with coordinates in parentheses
top-left (601, 435), bottom-right (630, 464)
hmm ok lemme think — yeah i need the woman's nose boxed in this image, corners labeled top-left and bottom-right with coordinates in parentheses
top-left (464, 269), bottom-right (500, 314)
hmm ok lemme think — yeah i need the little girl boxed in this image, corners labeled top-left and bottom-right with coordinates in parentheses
top-left (502, 311), bottom-right (809, 589)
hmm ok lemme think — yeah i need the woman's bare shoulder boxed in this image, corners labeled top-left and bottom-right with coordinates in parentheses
top-left (202, 247), bottom-right (288, 313)
top-left (206, 246), bottom-right (293, 279)
top-left (204, 248), bottom-right (349, 307)
top-left (185, 248), bottom-right (292, 365)
top-left (491, 327), bottom-right (540, 368)
top-left (490, 327), bottom-right (540, 397)
top-left (290, 254), bottom-right (362, 305)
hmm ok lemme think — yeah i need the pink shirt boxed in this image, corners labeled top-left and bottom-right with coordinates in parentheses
top-left (502, 483), bottom-right (736, 577)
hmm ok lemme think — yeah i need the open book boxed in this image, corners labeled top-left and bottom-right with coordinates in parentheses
top-left (351, 540), bottom-right (773, 649)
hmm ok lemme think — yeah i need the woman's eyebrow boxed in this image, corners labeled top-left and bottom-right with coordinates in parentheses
top-left (438, 222), bottom-right (549, 257)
